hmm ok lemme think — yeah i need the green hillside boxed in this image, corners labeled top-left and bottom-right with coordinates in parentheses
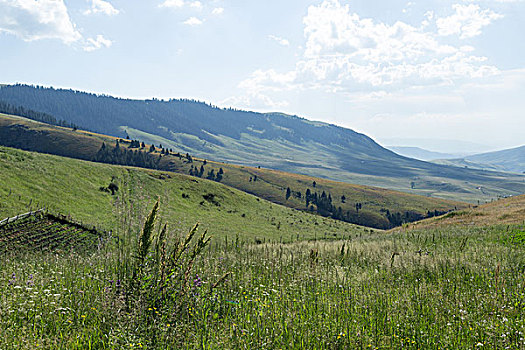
top-left (435, 145), bottom-right (525, 174)
top-left (0, 114), bottom-right (467, 229)
top-left (1, 84), bottom-right (524, 203)
top-left (0, 145), bottom-right (367, 242)
top-left (398, 193), bottom-right (525, 230)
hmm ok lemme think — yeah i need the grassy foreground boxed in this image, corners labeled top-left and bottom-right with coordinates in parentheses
top-left (1, 146), bottom-right (524, 349)
top-left (1, 207), bottom-right (524, 348)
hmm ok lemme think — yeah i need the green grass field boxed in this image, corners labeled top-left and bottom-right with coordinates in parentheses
top-left (1, 146), bottom-right (524, 349)
top-left (0, 146), bottom-right (365, 242)
top-left (1, 213), bottom-right (524, 348)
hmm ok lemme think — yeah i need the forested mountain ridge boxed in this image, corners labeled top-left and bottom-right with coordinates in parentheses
top-left (0, 84), bottom-right (374, 148)
top-left (1, 84), bottom-right (525, 203)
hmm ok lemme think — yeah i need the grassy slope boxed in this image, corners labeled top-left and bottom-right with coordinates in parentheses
top-left (399, 194), bottom-right (525, 230)
top-left (124, 125), bottom-right (525, 203)
top-left (0, 146), bottom-right (367, 242)
top-left (171, 159), bottom-right (464, 227)
top-left (435, 145), bottom-right (525, 174)
top-left (0, 114), bottom-right (467, 229)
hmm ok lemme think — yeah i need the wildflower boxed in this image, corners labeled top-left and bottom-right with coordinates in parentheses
top-left (194, 275), bottom-right (203, 288)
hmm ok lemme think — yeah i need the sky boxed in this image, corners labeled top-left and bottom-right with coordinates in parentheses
top-left (0, 0), bottom-right (524, 153)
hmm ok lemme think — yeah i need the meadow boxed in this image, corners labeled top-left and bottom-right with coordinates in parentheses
top-left (1, 146), bottom-right (524, 349)
top-left (1, 201), bottom-right (524, 348)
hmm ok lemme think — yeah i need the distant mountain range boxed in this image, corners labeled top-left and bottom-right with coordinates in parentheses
top-left (379, 137), bottom-right (492, 154)
top-left (1, 84), bottom-right (524, 202)
top-left (386, 146), bottom-right (466, 161)
top-left (435, 145), bottom-right (525, 174)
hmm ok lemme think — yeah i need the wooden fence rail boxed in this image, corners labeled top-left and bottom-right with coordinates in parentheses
top-left (0, 209), bottom-right (45, 228)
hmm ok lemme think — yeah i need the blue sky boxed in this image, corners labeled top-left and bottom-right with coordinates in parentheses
top-left (0, 0), bottom-right (524, 152)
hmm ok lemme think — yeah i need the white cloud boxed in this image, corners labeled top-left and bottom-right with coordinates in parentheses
top-left (268, 35), bottom-right (290, 47)
top-left (160, 1), bottom-right (223, 25)
top-left (231, 0), bottom-right (502, 108)
top-left (356, 69), bottom-right (525, 148)
top-left (0, 0), bottom-right (81, 43)
top-left (83, 34), bottom-right (112, 51)
top-left (0, 0), bottom-right (113, 51)
top-left (239, 69), bottom-right (297, 92)
top-left (189, 1), bottom-right (202, 9)
top-left (221, 93), bottom-right (289, 110)
top-left (212, 7), bottom-right (224, 15)
top-left (159, 0), bottom-right (185, 8)
top-left (183, 17), bottom-right (203, 26)
top-left (436, 4), bottom-right (503, 39)
top-left (84, 0), bottom-right (119, 16)
top-left (402, 1), bottom-right (415, 14)
top-left (159, 0), bottom-right (203, 9)
top-left (225, 69), bottom-right (295, 109)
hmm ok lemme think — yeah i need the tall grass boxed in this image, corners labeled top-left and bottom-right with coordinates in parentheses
top-left (1, 207), bottom-right (524, 348)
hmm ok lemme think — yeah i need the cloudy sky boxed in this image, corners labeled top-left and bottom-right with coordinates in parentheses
top-left (0, 0), bottom-right (523, 152)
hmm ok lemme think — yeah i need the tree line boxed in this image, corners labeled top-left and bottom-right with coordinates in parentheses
top-left (0, 100), bottom-right (79, 129)
top-left (92, 141), bottom-right (161, 169)
top-left (188, 164), bottom-right (224, 182)
top-left (284, 185), bottom-right (449, 229)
